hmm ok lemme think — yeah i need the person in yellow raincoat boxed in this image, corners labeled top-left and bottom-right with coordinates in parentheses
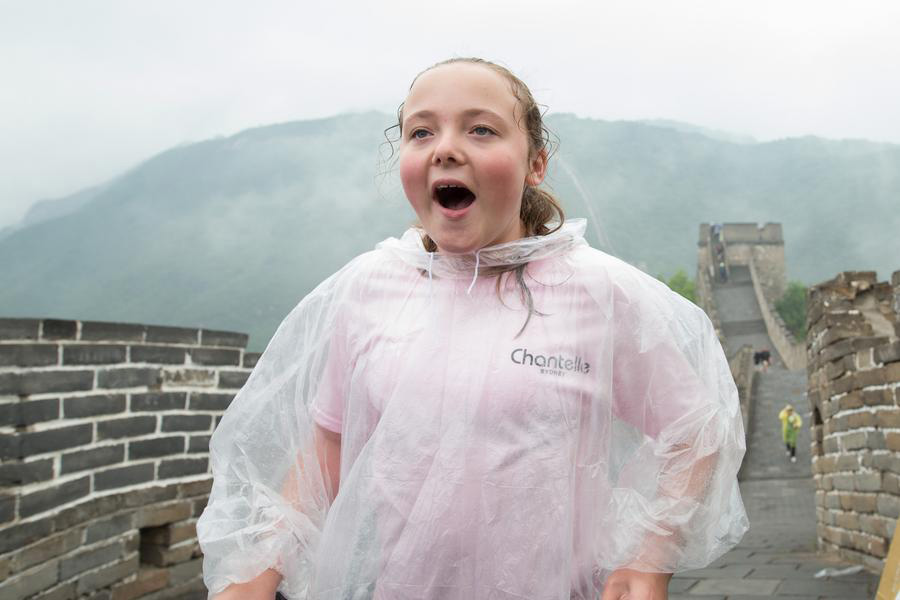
top-left (779, 404), bottom-right (802, 463)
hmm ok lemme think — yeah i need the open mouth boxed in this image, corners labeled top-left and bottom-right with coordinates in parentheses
top-left (434, 184), bottom-right (476, 211)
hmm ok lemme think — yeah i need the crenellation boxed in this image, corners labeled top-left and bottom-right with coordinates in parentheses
top-left (808, 269), bottom-right (900, 570)
top-left (0, 317), bottom-right (253, 598)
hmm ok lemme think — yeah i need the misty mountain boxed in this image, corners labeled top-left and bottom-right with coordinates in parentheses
top-left (2, 112), bottom-right (898, 350)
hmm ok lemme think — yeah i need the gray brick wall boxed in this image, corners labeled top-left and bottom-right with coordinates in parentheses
top-left (807, 271), bottom-right (900, 571)
top-left (0, 318), bottom-right (261, 599)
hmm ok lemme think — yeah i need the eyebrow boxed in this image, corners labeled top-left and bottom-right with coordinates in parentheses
top-left (402, 108), bottom-right (507, 126)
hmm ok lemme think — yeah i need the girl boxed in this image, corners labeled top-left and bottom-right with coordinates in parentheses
top-left (197, 58), bottom-right (748, 600)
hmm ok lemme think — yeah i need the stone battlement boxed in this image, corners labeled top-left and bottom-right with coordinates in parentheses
top-left (0, 318), bottom-right (258, 599)
top-left (806, 271), bottom-right (900, 571)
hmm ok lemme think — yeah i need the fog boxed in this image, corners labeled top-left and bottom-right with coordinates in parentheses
top-left (2, 0), bottom-right (900, 229)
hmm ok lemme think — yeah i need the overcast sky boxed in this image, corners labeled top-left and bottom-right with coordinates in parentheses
top-left (2, 0), bottom-right (899, 229)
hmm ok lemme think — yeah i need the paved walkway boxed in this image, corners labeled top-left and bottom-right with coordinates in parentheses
top-left (671, 268), bottom-right (883, 598)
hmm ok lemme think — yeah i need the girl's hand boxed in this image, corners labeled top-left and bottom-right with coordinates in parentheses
top-left (601, 568), bottom-right (672, 600)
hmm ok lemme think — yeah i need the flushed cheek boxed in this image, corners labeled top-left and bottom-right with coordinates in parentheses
top-left (398, 153), bottom-right (429, 213)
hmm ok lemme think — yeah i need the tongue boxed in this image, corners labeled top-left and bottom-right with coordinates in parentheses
top-left (445, 194), bottom-right (474, 210)
top-left (439, 188), bottom-right (476, 210)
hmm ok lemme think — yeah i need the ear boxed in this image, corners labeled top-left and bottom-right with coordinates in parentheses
top-left (525, 148), bottom-right (548, 187)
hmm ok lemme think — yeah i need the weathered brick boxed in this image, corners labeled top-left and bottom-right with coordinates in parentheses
top-left (1, 496), bottom-right (16, 523)
top-left (0, 457), bottom-right (54, 485)
top-left (191, 497), bottom-right (207, 518)
top-left (32, 581), bottom-right (77, 600)
top-left (176, 481), bottom-right (211, 503)
top-left (834, 454), bottom-right (858, 471)
top-left (81, 322), bottom-right (145, 342)
top-left (188, 347), bottom-right (240, 367)
top-left (96, 416), bottom-right (156, 440)
top-left (862, 388), bottom-right (893, 406)
top-left (876, 409), bottom-right (900, 429)
top-left (840, 431), bottom-right (867, 452)
top-left (875, 341), bottom-right (900, 365)
top-left (129, 436), bottom-right (185, 460)
top-left (847, 411), bottom-right (876, 428)
top-left (64, 394), bottom-right (127, 418)
top-left (243, 352), bottom-right (261, 369)
top-left (158, 458), bottom-right (208, 479)
top-left (122, 484), bottom-right (179, 509)
top-left (187, 435), bottom-right (211, 453)
top-left (0, 434), bottom-right (17, 460)
top-left (0, 398), bottom-right (59, 427)
top-left (860, 513), bottom-right (894, 538)
top-left (885, 473), bottom-right (900, 495)
top-left (63, 344), bottom-right (127, 366)
top-left (0, 559), bottom-right (60, 599)
top-left (839, 391), bottom-right (863, 410)
top-left (130, 392), bottom-right (187, 412)
top-left (20, 476), bottom-right (91, 518)
top-left (109, 565), bottom-right (168, 600)
top-left (10, 527), bottom-right (83, 573)
top-left (53, 495), bottom-right (125, 531)
top-left (142, 520), bottom-right (197, 547)
top-left (877, 493), bottom-right (900, 518)
top-left (61, 444), bottom-right (125, 474)
top-left (85, 513), bottom-right (135, 544)
top-left (75, 553), bottom-right (139, 595)
top-left (94, 463), bottom-right (155, 492)
top-left (835, 511), bottom-right (859, 530)
top-left (43, 319), bottom-right (78, 340)
top-left (0, 318), bottom-right (40, 341)
top-left (162, 368), bottom-right (215, 387)
top-left (97, 368), bottom-right (162, 389)
top-left (187, 392), bottom-right (234, 411)
top-left (199, 329), bottom-right (248, 348)
top-left (849, 493), bottom-right (877, 513)
top-left (21, 424), bottom-right (93, 457)
top-left (0, 344), bottom-right (58, 367)
top-left (129, 345), bottom-right (187, 365)
top-left (218, 370), bottom-right (249, 389)
top-left (60, 539), bottom-right (126, 579)
top-left (140, 540), bottom-right (200, 567)
top-left (145, 325), bottom-right (199, 345)
top-left (886, 432), bottom-right (900, 452)
top-left (167, 557), bottom-right (203, 585)
top-left (873, 453), bottom-right (900, 474)
top-left (831, 473), bottom-right (854, 490)
top-left (161, 415), bottom-right (211, 432)
top-left (857, 471), bottom-right (882, 492)
top-left (136, 502), bottom-right (192, 528)
top-left (0, 370), bottom-right (94, 395)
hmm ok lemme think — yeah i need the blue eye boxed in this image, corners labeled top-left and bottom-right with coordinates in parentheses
top-left (472, 126), bottom-right (494, 136)
top-left (410, 129), bottom-right (430, 140)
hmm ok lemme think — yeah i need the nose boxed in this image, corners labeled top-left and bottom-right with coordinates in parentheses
top-left (431, 132), bottom-right (464, 166)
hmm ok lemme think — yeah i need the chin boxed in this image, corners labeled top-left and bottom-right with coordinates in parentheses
top-left (430, 231), bottom-right (481, 255)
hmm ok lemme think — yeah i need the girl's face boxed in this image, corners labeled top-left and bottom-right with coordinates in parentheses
top-left (398, 63), bottom-right (547, 255)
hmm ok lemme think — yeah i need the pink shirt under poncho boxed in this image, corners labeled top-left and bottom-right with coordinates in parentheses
top-left (198, 219), bottom-right (748, 599)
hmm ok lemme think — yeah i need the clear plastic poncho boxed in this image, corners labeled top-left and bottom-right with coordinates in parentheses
top-left (197, 219), bottom-right (748, 599)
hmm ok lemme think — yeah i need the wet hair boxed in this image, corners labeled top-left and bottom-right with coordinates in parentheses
top-left (385, 58), bottom-right (566, 336)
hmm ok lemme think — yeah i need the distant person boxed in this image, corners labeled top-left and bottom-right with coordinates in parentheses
top-left (754, 349), bottom-right (771, 372)
top-left (718, 260), bottom-right (727, 282)
top-left (779, 404), bottom-right (802, 463)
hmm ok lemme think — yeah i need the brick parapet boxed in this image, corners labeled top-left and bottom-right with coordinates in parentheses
top-left (0, 318), bottom-right (261, 599)
top-left (807, 271), bottom-right (900, 572)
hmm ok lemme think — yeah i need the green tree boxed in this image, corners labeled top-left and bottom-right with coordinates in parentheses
top-left (776, 281), bottom-right (808, 340)
top-left (658, 269), bottom-right (697, 304)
